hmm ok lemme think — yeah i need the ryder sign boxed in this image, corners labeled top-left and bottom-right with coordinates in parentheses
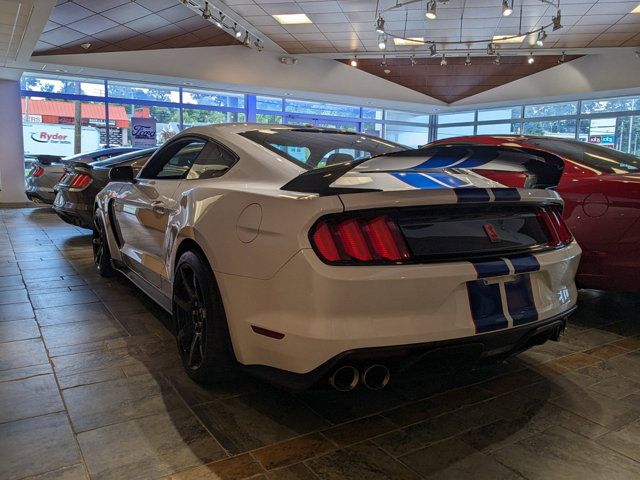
top-left (132, 117), bottom-right (157, 147)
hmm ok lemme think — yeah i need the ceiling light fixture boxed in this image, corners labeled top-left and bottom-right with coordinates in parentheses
top-left (201, 1), bottom-right (212, 19)
top-left (242, 31), bottom-right (251, 47)
top-left (393, 37), bottom-right (424, 46)
top-left (493, 34), bottom-right (525, 44)
top-left (552, 9), bottom-right (562, 31)
top-left (502, 0), bottom-right (514, 17)
top-left (254, 39), bottom-right (264, 52)
top-left (350, 56), bottom-right (358, 67)
top-left (378, 34), bottom-right (387, 50)
top-left (429, 43), bottom-right (437, 56)
top-left (380, 55), bottom-right (391, 74)
top-left (536, 29), bottom-right (547, 47)
top-left (527, 52), bottom-right (534, 64)
top-left (558, 51), bottom-right (566, 64)
top-left (494, 52), bottom-right (501, 65)
top-left (272, 13), bottom-right (312, 25)
top-left (426, 0), bottom-right (437, 20)
top-left (410, 55), bottom-right (417, 66)
top-left (487, 42), bottom-right (496, 55)
top-left (632, 4), bottom-right (640, 13)
top-left (233, 23), bottom-right (242, 38)
top-left (440, 53), bottom-right (447, 66)
top-left (80, 42), bottom-right (91, 50)
top-left (375, 16), bottom-right (386, 34)
top-left (465, 52), bottom-right (472, 66)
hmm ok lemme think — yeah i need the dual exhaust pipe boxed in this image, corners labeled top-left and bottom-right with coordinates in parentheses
top-left (328, 364), bottom-right (390, 392)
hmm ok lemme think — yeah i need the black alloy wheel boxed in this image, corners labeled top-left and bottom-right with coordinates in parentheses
top-left (174, 263), bottom-right (207, 371)
top-left (93, 215), bottom-right (114, 277)
top-left (173, 250), bottom-right (235, 382)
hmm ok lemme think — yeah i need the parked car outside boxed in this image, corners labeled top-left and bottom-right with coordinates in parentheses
top-left (428, 135), bottom-right (640, 292)
top-left (93, 124), bottom-right (580, 390)
top-left (25, 147), bottom-right (139, 204)
top-left (53, 148), bottom-right (156, 229)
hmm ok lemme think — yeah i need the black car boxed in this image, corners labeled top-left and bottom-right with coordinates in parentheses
top-left (53, 148), bottom-right (156, 229)
top-left (26, 147), bottom-right (140, 204)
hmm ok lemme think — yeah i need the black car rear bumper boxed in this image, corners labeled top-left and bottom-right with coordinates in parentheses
top-left (25, 190), bottom-right (55, 204)
top-left (53, 191), bottom-right (93, 229)
top-left (241, 306), bottom-right (576, 390)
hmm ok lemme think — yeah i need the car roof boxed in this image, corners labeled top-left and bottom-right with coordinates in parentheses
top-left (176, 123), bottom-right (363, 138)
top-left (62, 146), bottom-right (138, 161)
top-left (91, 148), bottom-right (156, 168)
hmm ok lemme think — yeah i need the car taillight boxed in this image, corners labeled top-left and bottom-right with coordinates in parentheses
top-left (311, 214), bottom-right (412, 264)
top-left (537, 206), bottom-right (573, 246)
top-left (547, 207), bottom-right (573, 244)
top-left (68, 173), bottom-right (92, 189)
top-left (31, 166), bottom-right (44, 177)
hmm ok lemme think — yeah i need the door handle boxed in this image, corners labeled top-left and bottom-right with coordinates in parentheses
top-left (151, 200), bottom-right (167, 214)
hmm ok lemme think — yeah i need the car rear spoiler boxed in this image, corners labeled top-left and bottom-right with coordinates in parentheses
top-left (36, 154), bottom-right (62, 165)
top-left (280, 145), bottom-right (564, 195)
top-left (281, 158), bottom-right (380, 196)
top-left (62, 160), bottom-right (93, 171)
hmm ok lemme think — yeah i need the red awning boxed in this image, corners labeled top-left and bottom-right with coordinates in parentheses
top-left (21, 98), bottom-right (129, 122)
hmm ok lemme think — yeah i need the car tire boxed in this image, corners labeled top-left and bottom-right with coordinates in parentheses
top-left (173, 250), bottom-right (236, 383)
top-left (93, 214), bottom-right (115, 277)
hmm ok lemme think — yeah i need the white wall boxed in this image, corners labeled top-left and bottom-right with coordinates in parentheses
top-left (29, 46), bottom-right (446, 112)
top-left (23, 46), bottom-right (640, 113)
top-left (0, 80), bottom-right (28, 204)
top-left (451, 49), bottom-right (640, 109)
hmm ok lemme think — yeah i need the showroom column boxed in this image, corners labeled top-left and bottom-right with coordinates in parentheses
top-left (0, 79), bottom-right (28, 205)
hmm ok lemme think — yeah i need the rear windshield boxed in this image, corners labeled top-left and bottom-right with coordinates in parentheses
top-left (240, 128), bottom-right (406, 170)
top-left (92, 149), bottom-right (156, 168)
top-left (61, 148), bottom-right (137, 163)
top-left (527, 138), bottom-right (640, 174)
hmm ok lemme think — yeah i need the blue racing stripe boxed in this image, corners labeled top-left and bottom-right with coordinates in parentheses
top-left (390, 172), bottom-right (443, 190)
top-left (424, 172), bottom-right (468, 188)
top-left (455, 148), bottom-right (500, 168)
top-left (505, 274), bottom-right (539, 326)
top-left (492, 188), bottom-right (521, 202)
top-left (467, 280), bottom-right (508, 333)
top-left (454, 188), bottom-right (491, 203)
top-left (413, 152), bottom-right (466, 169)
top-left (509, 254), bottom-right (540, 274)
top-left (471, 258), bottom-right (510, 279)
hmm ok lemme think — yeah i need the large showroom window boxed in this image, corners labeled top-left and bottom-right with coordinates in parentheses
top-left (19, 73), bottom-right (640, 175)
top-left (435, 97), bottom-right (640, 156)
top-left (19, 72), bottom-right (432, 169)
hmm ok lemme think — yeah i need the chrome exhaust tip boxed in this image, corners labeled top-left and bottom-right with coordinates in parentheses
top-left (329, 365), bottom-right (359, 392)
top-left (362, 364), bottom-right (390, 390)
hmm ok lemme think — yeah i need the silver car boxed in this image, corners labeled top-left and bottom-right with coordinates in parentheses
top-left (25, 147), bottom-right (139, 204)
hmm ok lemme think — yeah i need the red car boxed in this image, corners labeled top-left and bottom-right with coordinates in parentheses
top-left (427, 135), bottom-right (640, 292)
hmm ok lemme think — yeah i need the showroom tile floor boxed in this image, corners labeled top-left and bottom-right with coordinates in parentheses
top-left (1, 206), bottom-right (640, 480)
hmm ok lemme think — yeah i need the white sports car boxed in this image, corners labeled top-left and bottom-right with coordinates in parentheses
top-left (94, 124), bottom-right (581, 391)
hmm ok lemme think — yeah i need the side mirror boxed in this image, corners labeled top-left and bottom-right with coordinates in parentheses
top-left (109, 165), bottom-right (135, 183)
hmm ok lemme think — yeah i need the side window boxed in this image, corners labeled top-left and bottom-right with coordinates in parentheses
top-left (129, 155), bottom-right (153, 172)
top-left (186, 143), bottom-right (237, 180)
top-left (156, 141), bottom-right (206, 179)
top-left (141, 140), bottom-right (206, 180)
